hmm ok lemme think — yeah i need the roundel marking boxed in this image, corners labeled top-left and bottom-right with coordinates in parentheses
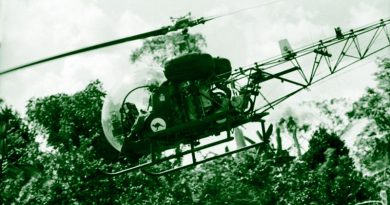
top-left (150, 118), bottom-right (167, 132)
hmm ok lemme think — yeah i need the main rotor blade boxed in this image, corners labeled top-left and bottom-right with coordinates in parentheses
top-left (0, 27), bottom-right (170, 76)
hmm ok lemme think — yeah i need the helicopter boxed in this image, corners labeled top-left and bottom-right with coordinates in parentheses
top-left (100, 16), bottom-right (390, 176)
top-left (1, 11), bottom-right (389, 176)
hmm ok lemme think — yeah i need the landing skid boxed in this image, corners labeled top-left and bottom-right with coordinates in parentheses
top-left (103, 135), bottom-right (234, 176)
top-left (142, 142), bottom-right (265, 176)
top-left (102, 120), bottom-right (272, 176)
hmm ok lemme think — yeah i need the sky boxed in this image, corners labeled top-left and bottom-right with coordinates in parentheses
top-left (0, 0), bottom-right (389, 113)
top-left (0, 0), bottom-right (389, 154)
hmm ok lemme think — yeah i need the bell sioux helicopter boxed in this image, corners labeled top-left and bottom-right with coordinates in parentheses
top-left (1, 11), bottom-right (389, 176)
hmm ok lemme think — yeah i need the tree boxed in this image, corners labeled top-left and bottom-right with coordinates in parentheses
top-left (130, 32), bottom-right (207, 66)
top-left (25, 80), bottom-right (116, 158)
top-left (0, 100), bottom-right (43, 204)
top-left (348, 58), bottom-right (390, 179)
top-left (302, 128), bottom-right (349, 169)
top-left (277, 128), bottom-right (378, 204)
top-left (5, 82), bottom-right (165, 204)
top-left (303, 98), bottom-right (352, 135)
top-left (278, 116), bottom-right (310, 158)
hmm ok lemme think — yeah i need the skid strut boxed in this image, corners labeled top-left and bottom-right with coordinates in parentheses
top-left (103, 120), bottom-right (272, 176)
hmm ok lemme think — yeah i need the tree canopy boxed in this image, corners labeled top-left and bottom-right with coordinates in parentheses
top-left (348, 58), bottom-right (390, 187)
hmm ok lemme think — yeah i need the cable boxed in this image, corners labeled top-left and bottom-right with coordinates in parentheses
top-left (208, 0), bottom-right (287, 20)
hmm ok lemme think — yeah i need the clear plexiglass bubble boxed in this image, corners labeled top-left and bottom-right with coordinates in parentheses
top-left (101, 80), bottom-right (154, 152)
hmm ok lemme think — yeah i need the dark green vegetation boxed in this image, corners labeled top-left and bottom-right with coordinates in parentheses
top-left (0, 29), bottom-right (388, 204)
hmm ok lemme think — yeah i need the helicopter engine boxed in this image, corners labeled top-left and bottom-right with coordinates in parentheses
top-left (145, 53), bottom-right (232, 134)
top-left (161, 53), bottom-right (232, 118)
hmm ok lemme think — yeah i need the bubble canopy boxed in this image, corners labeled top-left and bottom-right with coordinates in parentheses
top-left (101, 80), bottom-right (153, 152)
